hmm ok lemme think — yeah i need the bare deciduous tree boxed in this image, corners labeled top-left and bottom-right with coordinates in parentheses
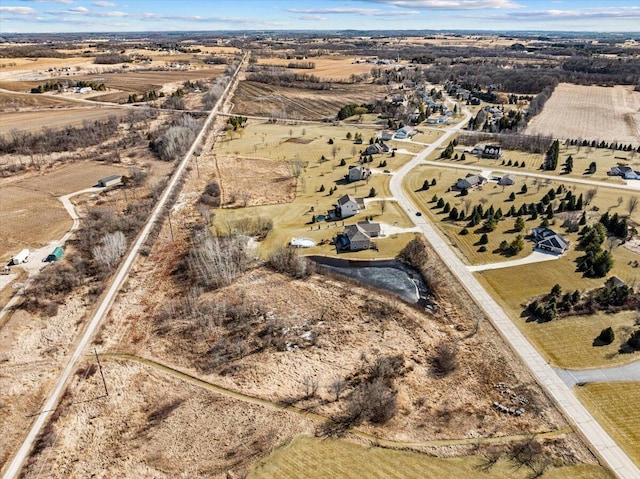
top-left (628, 196), bottom-right (639, 216)
top-left (328, 376), bottom-right (347, 402)
top-left (301, 375), bottom-right (319, 399)
top-left (380, 199), bottom-right (387, 215)
top-left (580, 188), bottom-right (596, 206)
top-left (92, 231), bottom-right (127, 270)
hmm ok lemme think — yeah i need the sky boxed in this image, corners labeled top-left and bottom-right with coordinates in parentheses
top-left (1, 0), bottom-right (639, 34)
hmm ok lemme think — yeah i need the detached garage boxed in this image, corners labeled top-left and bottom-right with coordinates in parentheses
top-left (97, 175), bottom-right (122, 188)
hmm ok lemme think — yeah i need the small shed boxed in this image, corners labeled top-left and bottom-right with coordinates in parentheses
top-left (97, 175), bottom-right (122, 188)
top-left (46, 246), bottom-right (64, 262)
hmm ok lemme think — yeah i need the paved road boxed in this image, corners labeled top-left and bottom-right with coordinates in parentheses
top-left (419, 159), bottom-right (640, 192)
top-left (389, 105), bottom-right (640, 479)
top-left (556, 361), bottom-right (640, 388)
top-left (1, 54), bottom-right (247, 479)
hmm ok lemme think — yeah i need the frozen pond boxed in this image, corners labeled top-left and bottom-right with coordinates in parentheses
top-left (310, 257), bottom-right (427, 304)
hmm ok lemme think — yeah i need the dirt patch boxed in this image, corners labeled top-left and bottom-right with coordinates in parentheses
top-left (216, 156), bottom-right (296, 207)
top-left (525, 83), bottom-right (640, 145)
top-left (285, 137), bottom-right (313, 144)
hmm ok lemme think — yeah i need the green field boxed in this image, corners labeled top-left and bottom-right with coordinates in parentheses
top-left (248, 435), bottom-right (612, 479)
top-left (575, 382), bottom-right (640, 468)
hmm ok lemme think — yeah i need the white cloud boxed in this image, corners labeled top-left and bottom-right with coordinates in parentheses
top-left (294, 14), bottom-right (327, 21)
top-left (363, 0), bottom-right (521, 10)
top-left (287, 7), bottom-right (419, 16)
top-left (505, 6), bottom-right (640, 20)
top-left (0, 6), bottom-right (37, 14)
top-left (19, 0), bottom-right (73, 4)
top-left (92, 0), bottom-right (117, 6)
top-left (68, 5), bottom-right (88, 12)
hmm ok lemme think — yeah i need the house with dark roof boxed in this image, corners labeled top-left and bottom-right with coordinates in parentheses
top-left (455, 173), bottom-right (487, 190)
top-left (608, 165), bottom-right (640, 180)
top-left (335, 194), bottom-right (365, 219)
top-left (335, 221), bottom-right (381, 252)
top-left (531, 227), bottom-right (569, 254)
top-left (364, 143), bottom-right (390, 155)
top-left (498, 174), bottom-right (516, 186)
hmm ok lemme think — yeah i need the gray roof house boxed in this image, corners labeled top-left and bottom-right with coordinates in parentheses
top-left (336, 221), bottom-right (381, 251)
top-left (498, 174), bottom-right (516, 186)
top-left (608, 165), bottom-right (640, 180)
top-left (364, 143), bottom-right (390, 155)
top-left (394, 126), bottom-right (416, 140)
top-left (335, 194), bottom-right (365, 219)
top-left (348, 165), bottom-right (371, 182)
top-left (531, 227), bottom-right (569, 254)
top-left (455, 173), bottom-right (487, 190)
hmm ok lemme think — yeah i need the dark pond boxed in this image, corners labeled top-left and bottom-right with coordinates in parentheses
top-left (309, 256), bottom-right (428, 304)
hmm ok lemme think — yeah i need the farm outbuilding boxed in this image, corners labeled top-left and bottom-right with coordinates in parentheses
top-left (46, 246), bottom-right (64, 262)
top-left (97, 175), bottom-right (122, 188)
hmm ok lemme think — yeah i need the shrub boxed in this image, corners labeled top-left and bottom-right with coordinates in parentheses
top-left (398, 237), bottom-right (428, 269)
top-left (431, 342), bottom-right (458, 376)
top-left (596, 327), bottom-right (615, 345)
top-left (267, 246), bottom-right (314, 278)
top-left (628, 330), bottom-right (640, 351)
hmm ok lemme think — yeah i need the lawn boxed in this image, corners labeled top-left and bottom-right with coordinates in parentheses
top-left (404, 164), bottom-right (640, 266)
top-left (211, 121), bottom-right (417, 259)
top-left (451, 139), bottom-right (636, 185)
top-left (575, 382), bottom-right (640, 468)
top-left (216, 122), bottom-right (381, 164)
top-left (248, 435), bottom-right (612, 479)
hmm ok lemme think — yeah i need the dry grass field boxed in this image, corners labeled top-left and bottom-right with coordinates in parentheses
top-left (233, 80), bottom-right (387, 120)
top-left (257, 56), bottom-right (376, 81)
top-left (210, 122), bottom-right (419, 258)
top-left (575, 382), bottom-right (640, 468)
top-left (0, 107), bottom-right (126, 134)
top-left (248, 435), bottom-right (612, 479)
top-left (525, 83), bottom-right (640, 145)
top-left (216, 156), bottom-right (296, 207)
top-left (0, 162), bottom-right (129, 260)
top-left (0, 185), bottom-right (70, 261)
top-left (0, 92), bottom-right (85, 110)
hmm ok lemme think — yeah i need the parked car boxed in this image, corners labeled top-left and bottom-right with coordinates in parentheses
top-left (415, 211), bottom-right (422, 216)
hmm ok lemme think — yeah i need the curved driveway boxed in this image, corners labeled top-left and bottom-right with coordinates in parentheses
top-left (389, 107), bottom-right (640, 479)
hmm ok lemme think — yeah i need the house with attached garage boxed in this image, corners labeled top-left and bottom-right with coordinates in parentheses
top-left (348, 165), bottom-right (371, 182)
top-left (455, 173), bottom-right (487, 190)
top-left (335, 221), bottom-right (381, 252)
top-left (498, 174), bottom-right (516, 186)
top-left (531, 227), bottom-right (569, 254)
top-left (394, 126), bottom-right (416, 140)
top-left (608, 165), bottom-right (640, 180)
top-left (335, 194), bottom-right (365, 219)
top-left (364, 143), bottom-right (390, 155)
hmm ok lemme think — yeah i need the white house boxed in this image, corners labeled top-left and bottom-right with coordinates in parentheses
top-left (336, 194), bottom-right (365, 219)
top-left (348, 165), bottom-right (371, 182)
top-left (394, 126), bottom-right (416, 140)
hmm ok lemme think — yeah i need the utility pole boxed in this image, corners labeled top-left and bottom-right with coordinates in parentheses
top-left (94, 349), bottom-right (108, 397)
